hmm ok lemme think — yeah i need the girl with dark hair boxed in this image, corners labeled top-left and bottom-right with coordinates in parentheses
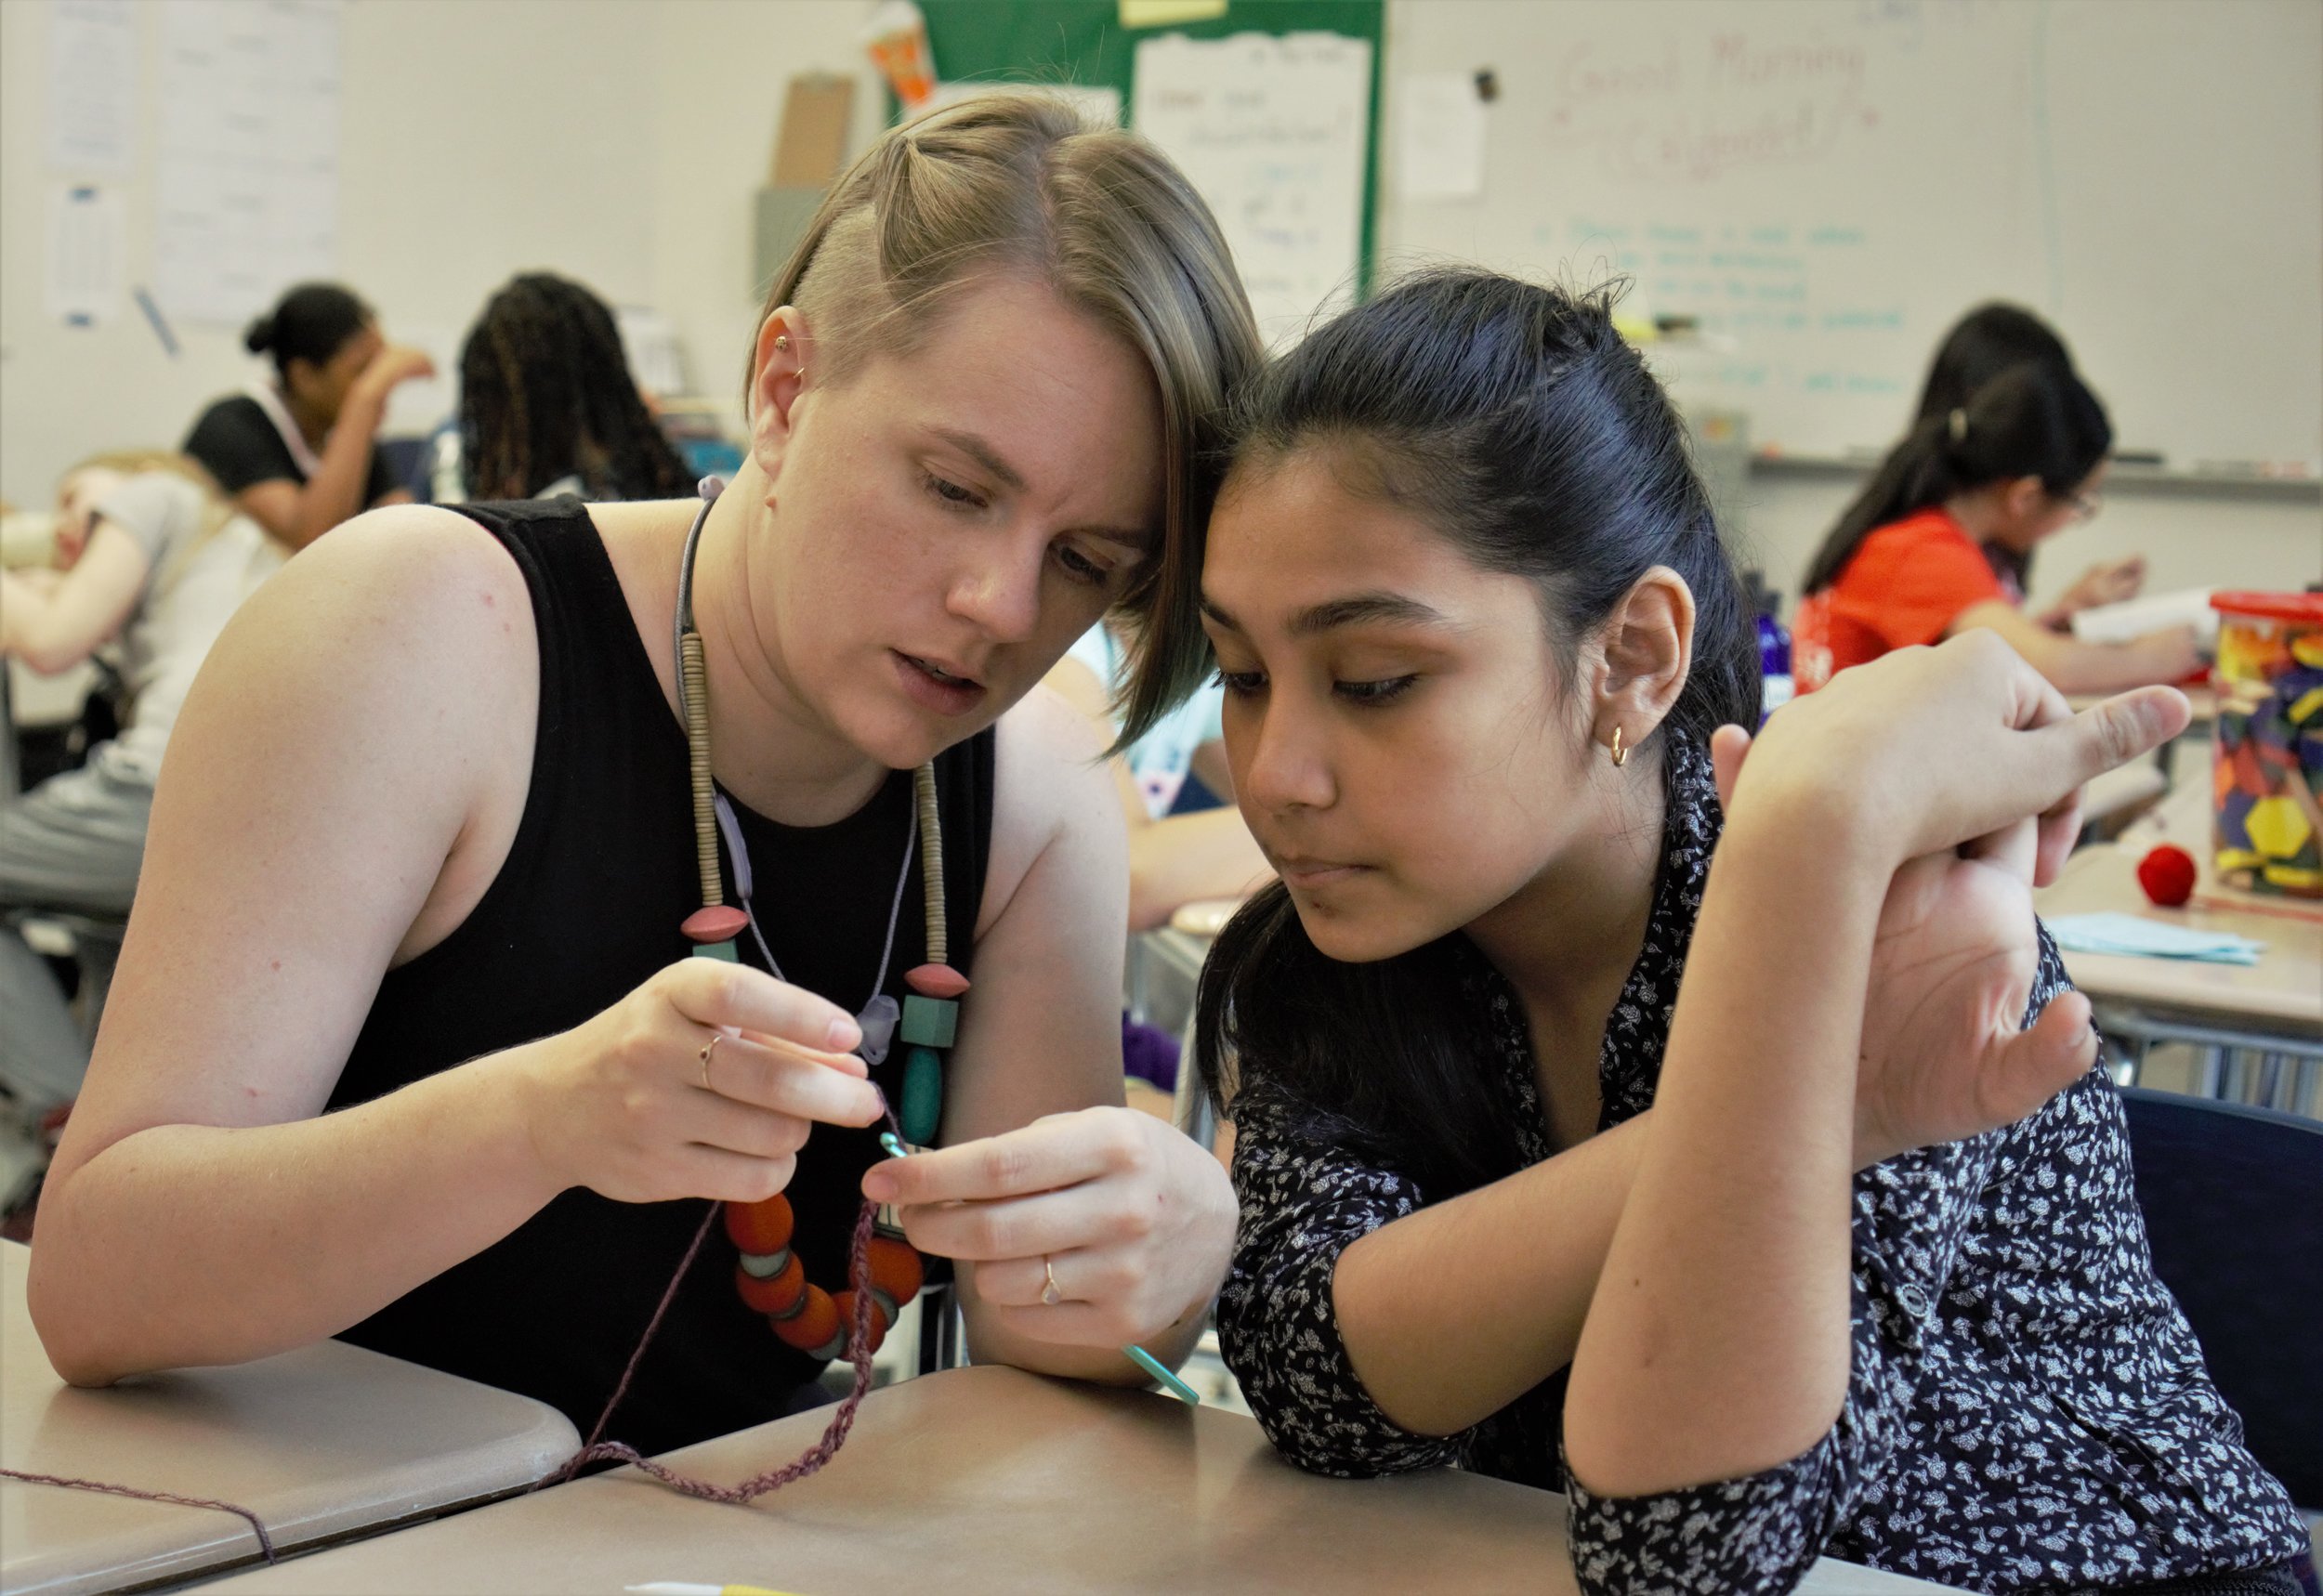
top-left (1913, 299), bottom-right (2073, 422)
top-left (451, 273), bottom-right (691, 504)
top-left (1195, 269), bottom-right (2306, 1594)
top-left (182, 281), bottom-right (434, 550)
top-left (1794, 360), bottom-right (2200, 694)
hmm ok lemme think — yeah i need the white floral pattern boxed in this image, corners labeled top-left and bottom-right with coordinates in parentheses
top-left (1218, 737), bottom-right (2307, 1596)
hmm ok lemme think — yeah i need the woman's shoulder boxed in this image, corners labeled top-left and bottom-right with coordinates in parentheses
top-left (974, 684), bottom-right (1120, 935)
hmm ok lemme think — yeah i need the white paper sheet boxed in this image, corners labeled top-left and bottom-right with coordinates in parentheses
top-left (46, 184), bottom-right (124, 325)
top-left (154, 0), bottom-right (342, 326)
top-left (46, 0), bottom-right (138, 175)
top-left (1133, 31), bottom-right (1372, 346)
top-left (1397, 71), bottom-right (1487, 202)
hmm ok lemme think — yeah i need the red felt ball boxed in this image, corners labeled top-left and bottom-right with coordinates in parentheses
top-left (723, 1195), bottom-right (794, 1256)
top-left (903, 962), bottom-right (970, 999)
top-left (2137, 844), bottom-right (2198, 907)
top-left (866, 1236), bottom-right (925, 1312)
top-left (833, 1289), bottom-right (888, 1356)
top-left (772, 1284), bottom-right (840, 1353)
top-left (682, 905), bottom-right (751, 944)
top-left (735, 1252), bottom-right (805, 1315)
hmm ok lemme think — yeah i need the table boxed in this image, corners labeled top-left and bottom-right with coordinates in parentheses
top-left (2037, 762), bottom-right (2323, 1111)
top-left (1, 1241), bottom-right (580, 1596)
top-left (198, 1364), bottom-right (1961, 1595)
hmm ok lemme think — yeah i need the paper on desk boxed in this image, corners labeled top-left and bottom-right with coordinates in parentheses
top-left (2070, 588), bottom-right (2219, 647)
top-left (2046, 912), bottom-right (2263, 964)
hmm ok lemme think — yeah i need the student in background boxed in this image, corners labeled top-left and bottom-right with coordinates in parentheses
top-left (182, 282), bottom-right (432, 550)
top-left (1912, 303), bottom-right (2149, 632)
top-left (1043, 620), bottom-right (1268, 934)
top-left (0, 454), bottom-right (283, 1202)
top-left (439, 273), bottom-right (692, 504)
top-left (1793, 361), bottom-right (2200, 694)
top-left (1194, 271), bottom-right (2305, 1595)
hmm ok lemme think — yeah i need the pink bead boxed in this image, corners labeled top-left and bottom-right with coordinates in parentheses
top-left (904, 962), bottom-right (969, 999)
top-left (682, 906), bottom-right (750, 944)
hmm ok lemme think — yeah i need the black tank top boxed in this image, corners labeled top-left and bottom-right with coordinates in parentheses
top-left (329, 499), bottom-right (994, 1454)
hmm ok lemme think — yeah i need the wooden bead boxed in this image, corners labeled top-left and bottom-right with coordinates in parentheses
top-left (771, 1283), bottom-right (840, 1352)
top-left (899, 994), bottom-right (957, 1048)
top-left (903, 962), bottom-right (969, 999)
top-left (900, 1045), bottom-right (943, 1145)
top-left (735, 1252), bottom-right (805, 1315)
top-left (723, 1195), bottom-right (794, 1256)
top-left (833, 1289), bottom-right (888, 1356)
top-left (682, 906), bottom-right (751, 945)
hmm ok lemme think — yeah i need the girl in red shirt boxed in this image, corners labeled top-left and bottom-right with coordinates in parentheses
top-left (1793, 360), bottom-right (2200, 693)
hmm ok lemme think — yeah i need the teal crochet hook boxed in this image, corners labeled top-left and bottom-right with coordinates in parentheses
top-left (877, 1132), bottom-right (1201, 1406)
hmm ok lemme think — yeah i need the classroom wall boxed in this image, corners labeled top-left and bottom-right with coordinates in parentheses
top-left (0, 0), bottom-right (676, 506)
top-left (5, 0), bottom-right (2317, 607)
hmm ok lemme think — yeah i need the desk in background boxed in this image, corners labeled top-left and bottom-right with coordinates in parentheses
top-left (201, 1363), bottom-right (1962, 1595)
top-left (1, 1241), bottom-right (579, 1596)
top-left (2038, 760), bottom-right (2322, 1115)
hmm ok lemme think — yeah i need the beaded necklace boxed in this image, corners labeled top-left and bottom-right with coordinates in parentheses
top-left (671, 479), bottom-right (965, 1361)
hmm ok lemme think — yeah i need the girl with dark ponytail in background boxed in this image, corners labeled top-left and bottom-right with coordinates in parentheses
top-left (1793, 359), bottom-right (2200, 695)
top-left (182, 281), bottom-right (433, 549)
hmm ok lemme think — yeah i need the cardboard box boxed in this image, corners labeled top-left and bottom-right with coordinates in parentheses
top-left (770, 73), bottom-right (855, 189)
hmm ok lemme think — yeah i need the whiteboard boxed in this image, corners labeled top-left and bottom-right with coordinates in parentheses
top-left (1384, 0), bottom-right (2323, 471)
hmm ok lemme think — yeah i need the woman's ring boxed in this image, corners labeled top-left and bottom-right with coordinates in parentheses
top-left (698, 1033), bottom-right (721, 1092)
top-left (1042, 1256), bottom-right (1063, 1307)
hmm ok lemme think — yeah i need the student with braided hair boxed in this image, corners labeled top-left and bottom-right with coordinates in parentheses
top-left (443, 273), bottom-right (693, 504)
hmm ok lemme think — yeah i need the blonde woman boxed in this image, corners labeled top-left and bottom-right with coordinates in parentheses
top-left (1, 453), bottom-right (283, 1194)
top-left (32, 97), bottom-right (1265, 1454)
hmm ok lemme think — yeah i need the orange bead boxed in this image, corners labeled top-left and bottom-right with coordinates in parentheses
top-left (734, 1253), bottom-right (805, 1315)
top-left (724, 1196), bottom-right (793, 1256)
top-left (903, 962), bottom-right (969, 999)
top-left (833, 1289), bottom-right (888, 1356)
top-left (866, 1236), bottom-right (924, 1317)
top-left (683, 906), bottom-right (751, 944)
top-left (771, 1283), bottom-right (840, 1354)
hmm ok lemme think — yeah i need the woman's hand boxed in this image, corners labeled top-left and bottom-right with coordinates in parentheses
top-left (513, 959), bottom-right (881, 1206)
top-left (862, 1106), bottom-right (1239, 1347)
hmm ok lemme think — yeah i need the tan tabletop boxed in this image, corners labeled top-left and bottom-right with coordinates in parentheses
top-left (202, 1364), bottom-right (1960, 1595)
top-left (1, 1241), bottom-right (580, 1596)
top-left (2037, 769), bottom-right (2322, 1035)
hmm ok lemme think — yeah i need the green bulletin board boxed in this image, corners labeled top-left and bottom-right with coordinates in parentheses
top-left (910, 0), bottom-right (1386, 299)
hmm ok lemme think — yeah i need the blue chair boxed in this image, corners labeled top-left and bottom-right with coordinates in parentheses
top-left (2119, 1087), bottom-right (2323, 1510)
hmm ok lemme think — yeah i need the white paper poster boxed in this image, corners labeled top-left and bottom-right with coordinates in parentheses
top-left (1133, 31), bottom-right (1371, 346)
top-left (47, 184), bottom-right (125, 325)
top-left (1398, 72), bottom-right (1487, 202)
top-left (46, 0), bottom-right (138, 175)
top-left (155, 0), bottom-right (341, 327)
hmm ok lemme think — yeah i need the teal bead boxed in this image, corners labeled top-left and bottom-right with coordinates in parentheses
top-left (690, 939), bottom-right (740, 962)
top-left (899, 994), bottom-right (958, 1048)
top-left (901, 1045), bottom-right (943, 1145)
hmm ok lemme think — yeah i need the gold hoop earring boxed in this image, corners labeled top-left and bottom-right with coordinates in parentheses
top-left (1609, 726), bottom-right (1628, 767)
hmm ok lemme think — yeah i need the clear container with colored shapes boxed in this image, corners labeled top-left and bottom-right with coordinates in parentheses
top-left (2209, 591), bottom-right (2323, 897)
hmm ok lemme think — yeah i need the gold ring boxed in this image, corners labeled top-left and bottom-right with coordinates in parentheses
top-left (698, 1032), bottom-right (721, 1092)
top-left (1041, 1256), bottom-right (1062, 1307)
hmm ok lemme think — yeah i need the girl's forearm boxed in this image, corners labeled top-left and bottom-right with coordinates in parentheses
top-left (1333, 1113), bottom-right (1651, 1436)
top-left (285, 395), bottom-right (386, 548)
top-left (1564, 815), bottom-right (1881, 1497)
top-left (29, 1042), bottom-right (565, 1385)
top-left (1126, 805), bottom-right (1271, 932)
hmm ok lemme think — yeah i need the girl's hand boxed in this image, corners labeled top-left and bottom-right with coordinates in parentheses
top-left (515, 960), bottom-right (881, 1206)
top-left (1728, 632), bottom-right (2188, 881)
top-left (353, 344), bottom-right (437, 405)
top-left (861, 1106), bottom-right (1239, 1347)
top-left (2045, 555), bottom-right (2147, 624)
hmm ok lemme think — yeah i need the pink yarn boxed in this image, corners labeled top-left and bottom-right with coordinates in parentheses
top-left (0, 1468), bottom-right (275, 1562)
